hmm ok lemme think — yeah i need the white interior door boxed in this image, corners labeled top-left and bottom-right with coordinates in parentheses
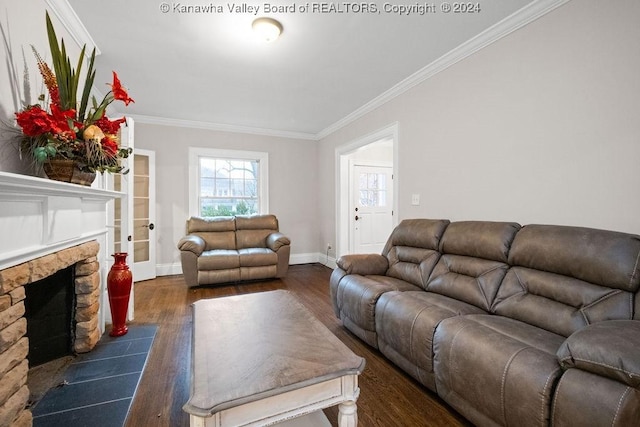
top-left (351, 164), bottom-right (394, 254)
top-left (132, 149), bottom-right (156, 282)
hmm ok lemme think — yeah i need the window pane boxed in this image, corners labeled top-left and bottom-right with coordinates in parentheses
top-left (369, 190), bottom-right (378, 206)
top-left (215, 161), bottom-right (229, 178)
top-left (200, 177), bottom-right (215, 197)
top-left (378, 174), bottom-right (386, 190)
top-left (232, 179), bottom-right (244, 196)
top-left (359, 173), bottom-right (367, 189)
top-left (378, 190), bottom-right (387, 207)
top-left (198, 156), bottom-right (260, 217)
top-left (368, 173), bottom-right (378, 189)
top-left (359, 190), bottom-right (368, 206)
top-left (245, 179), bottom-right (257, 197)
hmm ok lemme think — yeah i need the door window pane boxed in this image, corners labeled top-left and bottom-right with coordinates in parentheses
top-left (359, 172), bottom-right (387, 207)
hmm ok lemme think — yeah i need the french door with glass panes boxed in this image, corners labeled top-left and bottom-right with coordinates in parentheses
top-left (131, 150), bottom-right (156, 281)
top-left (114, 149), bottom-right (156, 282)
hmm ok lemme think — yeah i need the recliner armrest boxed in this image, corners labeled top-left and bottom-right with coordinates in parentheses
top-left (177, 235), bottom-right (206, 256)
top-left (557, 320), bottom-right (640, 387)
top-left (336, 254), bottom-right (388, 275)
top-left (267, 232), bottom-right (291, 252)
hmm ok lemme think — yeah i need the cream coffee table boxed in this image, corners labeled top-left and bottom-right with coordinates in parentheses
top-left (183, 290), bottom-right (366, 427)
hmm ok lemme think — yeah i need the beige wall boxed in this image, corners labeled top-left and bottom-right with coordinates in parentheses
top-left (134, 123), bottom-right (319, 269)
top-left (318, 0), bottom-right (640, 258)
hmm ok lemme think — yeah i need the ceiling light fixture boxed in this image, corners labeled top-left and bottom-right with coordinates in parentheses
top-left (252, 17), bottom-right (283, 43)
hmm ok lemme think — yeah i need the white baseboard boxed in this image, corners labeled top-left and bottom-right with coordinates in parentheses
top-left (312, 254), bottom-right (337, 270)
top-left (156, 262), bottom-right (182, 277)
top-left (155, 253), bottom-right (336, 277)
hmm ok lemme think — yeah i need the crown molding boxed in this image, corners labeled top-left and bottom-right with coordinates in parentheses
top-left (129, 114), bottom-right (318, 141)
top-left (316, 0), bottom-right (571, 140)
top-left (45, 0), bottom-right (101, 55)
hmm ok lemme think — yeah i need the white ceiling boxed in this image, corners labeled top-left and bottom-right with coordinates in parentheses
top-left (63, 0), bottom-right (539, 139)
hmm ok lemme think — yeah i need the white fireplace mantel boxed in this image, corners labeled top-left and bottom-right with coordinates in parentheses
top-left (0, 171), bottom-right (122, 271)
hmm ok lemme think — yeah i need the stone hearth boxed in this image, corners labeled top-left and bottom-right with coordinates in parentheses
top-left (0, 241), bottom-right (103, 426)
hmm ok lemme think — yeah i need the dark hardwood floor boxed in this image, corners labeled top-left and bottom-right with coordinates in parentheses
top-left (125, 263), bottom-right (470, 427)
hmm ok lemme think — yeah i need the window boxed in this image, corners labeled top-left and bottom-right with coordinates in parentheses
top-left (189, 148), bottom-right (268, 217)
top-left (358, 171), bottom-right (388, 207)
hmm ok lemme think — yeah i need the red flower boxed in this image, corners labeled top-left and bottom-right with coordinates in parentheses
top-left (94, 114), bottom-right (126, 135)
top-left (15, 104), bottom-right (78, 141)
top-left (49, 104), bottom-right (77, 140)
top-left (110, 72), bottom-right (134, 106)
top-left (101, 135), bottom-right (119, 157)
top-left (15, 105), bottom-right (53, 136)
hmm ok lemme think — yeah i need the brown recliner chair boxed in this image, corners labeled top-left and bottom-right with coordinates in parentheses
top-left (177, 215), bottom-right (291, 286)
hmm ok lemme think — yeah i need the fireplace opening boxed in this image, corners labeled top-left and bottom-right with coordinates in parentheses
top-left (25, 266), bottom-right (76, 367)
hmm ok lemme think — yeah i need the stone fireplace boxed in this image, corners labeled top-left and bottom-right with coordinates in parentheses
top-left (0, 171), bottom-right (120, 426)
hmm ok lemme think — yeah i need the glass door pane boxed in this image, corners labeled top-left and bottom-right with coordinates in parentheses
top-left (113, 175), bottom-right (122, 254)
top-left (133, 155), bottom-right (150, 263)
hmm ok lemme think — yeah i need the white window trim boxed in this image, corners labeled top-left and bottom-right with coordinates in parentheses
top-left (188, 147), bottom-right (269, 217)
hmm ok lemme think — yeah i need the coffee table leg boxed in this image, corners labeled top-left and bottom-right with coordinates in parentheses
top-left (338, 400), bottom-right (358, 427)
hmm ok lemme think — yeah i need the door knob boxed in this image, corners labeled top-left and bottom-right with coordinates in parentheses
top-left (355, 215), bottom-right (360, 221)
top-left (143, 223), bottom-right (155, 230)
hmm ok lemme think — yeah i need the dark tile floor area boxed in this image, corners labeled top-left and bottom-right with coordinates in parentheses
top-left (32, 325), bottom-right (157, 427)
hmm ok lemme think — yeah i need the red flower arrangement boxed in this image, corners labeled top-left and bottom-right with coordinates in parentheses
top-left (15, 13), bottom-right (134, 174)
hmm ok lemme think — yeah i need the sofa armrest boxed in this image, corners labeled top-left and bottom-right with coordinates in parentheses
top-left (267, 232), bottom-right (291, 252)
top-left (336, 254), bottom-right (388, 275)
top-left (177, 235), bottom-right (206, 256)
top-left (557, 320), bottom-right (640, 388)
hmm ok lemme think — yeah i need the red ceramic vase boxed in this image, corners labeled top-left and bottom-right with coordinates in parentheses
top-left (107, 252), bottom-right (133, 337)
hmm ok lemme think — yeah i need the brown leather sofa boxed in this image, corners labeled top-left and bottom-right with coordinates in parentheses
top-left (177, 215), bottom-right (290, 286)
top-left (330, 219), bottom-right (640, 426)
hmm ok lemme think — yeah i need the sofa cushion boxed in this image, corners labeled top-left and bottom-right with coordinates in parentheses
top-left (434, 314), bottom-right (565, 427)
top-left (508, 224), bottom-right (640, 292)
top-left (187, 216), bottom-right (236, 233)
top-left (238, 248), bottom-right (278, 267)
top-left (236, 215), bottom-right (279, 249)
top-left (439, 221), bottom-right (521, 263)
top-left (236, 229), bottom-right (271, 249)
top-left (333, 274), bottom-right (421, 348)
top-left (382, 219), bottom-right (449, 289)
top-left (427, 255), bottom-right (510, 312)
top-left (493, 267), bottom-right (633, 337)
top-left (425, 221), bottom-right (519, 311)
top-left (187, 217), bottom-right (237, 251)
top-left (236, 214), bottom-right (278, 230)
top-left (493, 225), bottom-right (640, 337)
top-left (556, 320), bottom-right (640, 387)
top-left (385, 246), bottom-right (441, 289)
top-left (375, 291), bottom-right (486, 390)
top-left (383, 218), bottom-right (450, 252)
top-left (198, 250), bottom-right (239, 270)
